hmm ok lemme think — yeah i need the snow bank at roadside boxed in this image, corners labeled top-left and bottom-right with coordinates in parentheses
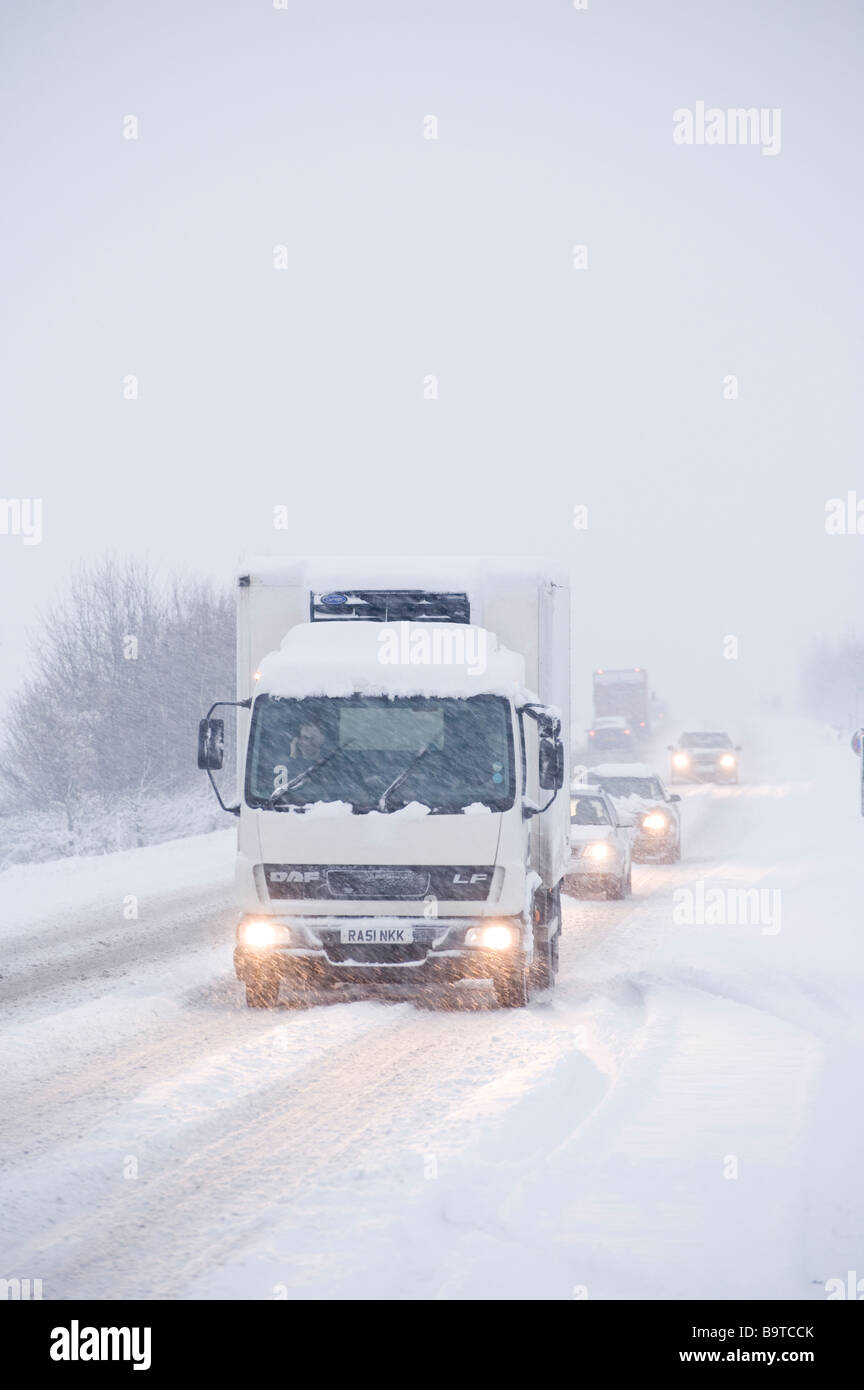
top-left (0, 827), bottom-right (234, 937)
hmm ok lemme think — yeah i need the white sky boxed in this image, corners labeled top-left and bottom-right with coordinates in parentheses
top-left (1, 0), bottom-right (862, 725)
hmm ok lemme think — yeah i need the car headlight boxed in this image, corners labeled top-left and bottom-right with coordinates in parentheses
top-left (465, 924), bottom-right (517, 950)
top-left (642, 813), bottom-right (667, 831)
top-left (240, 919), bottom-right (292, 947)
top-left (719, 754), bottom-right (736, 768)
top-left (583, 841), bottom-right (611, 861)
top-left (672, 753), bottom-right (690, 769)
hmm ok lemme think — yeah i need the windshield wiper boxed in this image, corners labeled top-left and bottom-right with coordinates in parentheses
top-left (266, 749), bottom-right (341, 804)
top-left (377, 742), bottom-right (434, 812)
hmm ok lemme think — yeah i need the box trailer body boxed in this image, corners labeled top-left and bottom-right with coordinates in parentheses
top-left (592, 667), bottom-right (651, 739)
top-left (200, 557), bottom-right (570, 1007)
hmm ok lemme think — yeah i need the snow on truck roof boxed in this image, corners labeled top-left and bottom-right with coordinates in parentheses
top-left (255, 621), bottom-right (532, 700)
top-left (239, 555), bottom-right (568, 591)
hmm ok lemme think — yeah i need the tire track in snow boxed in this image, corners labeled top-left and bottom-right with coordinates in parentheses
top-left (1, 1002), bottom-right (603, 1299)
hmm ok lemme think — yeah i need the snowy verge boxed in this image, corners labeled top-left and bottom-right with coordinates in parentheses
top-left (0, 827), bottom-right (234, 937)
top-left (0, 784), bottom-right (231, 870)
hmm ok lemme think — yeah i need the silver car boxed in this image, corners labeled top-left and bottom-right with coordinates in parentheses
top-left (589, 763), bottom-right (682, 863)
top-left (669, 731), bottom-right (740, 784)
top-left (564, 787), bottom-right (633, 899)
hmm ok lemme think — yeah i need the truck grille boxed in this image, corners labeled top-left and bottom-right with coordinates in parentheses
top-left (327, 867), bottom-right (430, 899)
top-left (263, 865), bottom-right (495, 901)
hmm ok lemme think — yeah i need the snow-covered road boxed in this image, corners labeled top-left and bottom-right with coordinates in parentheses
top-left (2, 719), bottom-right (862, 1300)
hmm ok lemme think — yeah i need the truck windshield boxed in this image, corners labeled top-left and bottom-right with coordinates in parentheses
top-left (246, 693), bottom-right (515, 813)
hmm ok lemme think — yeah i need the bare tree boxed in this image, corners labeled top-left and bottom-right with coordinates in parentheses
top-left (1, 557), bottom-right (233, 837)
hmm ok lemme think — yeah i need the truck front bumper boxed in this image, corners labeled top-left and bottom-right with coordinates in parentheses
top-left (234, 914), bottom-right (529, 988)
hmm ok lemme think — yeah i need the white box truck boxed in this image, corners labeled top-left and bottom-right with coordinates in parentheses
top-left (198, 557), bottom-right (570, 1008)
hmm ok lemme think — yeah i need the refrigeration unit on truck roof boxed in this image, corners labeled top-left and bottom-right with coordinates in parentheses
top-left (309, 589), bottom-right (471, 624)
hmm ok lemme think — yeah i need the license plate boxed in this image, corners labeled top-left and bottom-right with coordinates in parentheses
top-left (339, 925), bottom-right (415, 945)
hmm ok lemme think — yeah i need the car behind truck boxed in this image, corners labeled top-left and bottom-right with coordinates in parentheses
top-left (198, 557), bottom-right (570, 1009)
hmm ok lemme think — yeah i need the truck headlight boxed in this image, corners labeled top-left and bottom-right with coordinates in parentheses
top-left (642, 813), bottom-right (667, 831)
top-left (240, 919), bottom-right (292, 947)
top-left (583, 841), bottom-right (610, 861)
top-left (465, 924), bottom-right (516, 950)
top-left (719, 754), bottom-right (736, 768)
top-left (672, 753), bottom-right (690, 769)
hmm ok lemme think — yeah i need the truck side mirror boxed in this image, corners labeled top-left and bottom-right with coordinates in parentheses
top-left (198, 718), bottom-right (225, 770)
top-left (539, 735), bottom-right (565, 790)
top-left (668, 793), bottom-right (681, 802)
